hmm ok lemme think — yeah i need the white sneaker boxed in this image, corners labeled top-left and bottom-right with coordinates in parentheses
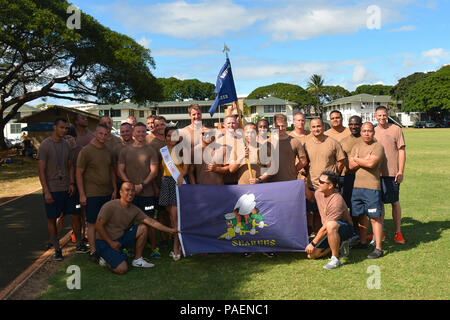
top-left (132, 257), bottom-right (155, 268)
top-left (323, 256), bottom-right (341, 270)
top-left (99, 257), bottom-right (107, 267)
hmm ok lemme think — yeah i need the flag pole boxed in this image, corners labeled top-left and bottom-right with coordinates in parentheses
top-left (223, 44), bottom-right (252, 179)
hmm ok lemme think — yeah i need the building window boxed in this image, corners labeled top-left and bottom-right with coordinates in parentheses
top-left (110, 110), bottom-right (121, 118)
top-left (129, 109), bottom-right (135, 117)
top-left (264, 105), bottom-right (274, 113)
top-left (10, 123), bottom-right (22, 134)
top-left (251, 106), bottom-right (256, 114)
top-left (139, 111), bottom-right (145, 118)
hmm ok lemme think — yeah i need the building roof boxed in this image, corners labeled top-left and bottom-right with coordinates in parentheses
top-left (17, 105), bottom-right (100, 123)
top-left (4, 104), bottom-right (38, 114)
top-left (87, 102), bottom-right (152, 111)
top-left (324, 94), bottom-right (401, 107)
top-left (84, 96), bottom-right (297, 111)
top-left (244, 96), bottom-right (298, 107)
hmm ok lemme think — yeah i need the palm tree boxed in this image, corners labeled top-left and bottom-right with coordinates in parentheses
top-left (307, 74), bottom-right (325, 117)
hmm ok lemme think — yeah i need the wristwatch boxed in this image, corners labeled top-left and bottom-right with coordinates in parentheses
top-left (141, 183), bottom-right (146, 189)
top-left (310, 241), bottom-right (317, 247)
top-left (257, 177), bottom-right (263, 184)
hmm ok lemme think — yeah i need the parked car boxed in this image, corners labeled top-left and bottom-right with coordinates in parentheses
top-left (414, 121), bottom-right (426, 128)
top-left (425, 120), bottom-right (439, 128)
top-left (439, 120), bottom-right (449, 128)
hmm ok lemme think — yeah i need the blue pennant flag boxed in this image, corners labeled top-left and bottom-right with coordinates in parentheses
top-left (176, 180), bottom-right (308, 256)
top-left (208, 58), bottom-right (238, 116)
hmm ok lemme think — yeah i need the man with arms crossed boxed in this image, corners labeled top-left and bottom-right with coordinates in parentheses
top-left (304, 171), bottom-right (354, 270)
top-left (37, 118), bottom-right (86, 260)
top-left (95, 182), bottom-right (178, 274)
top-left (118, 122), bottom-right (161, 258)
top-left (349, 122), bottom-right (385, 259)
top-left (374, 106), bottom-right (406, 244)
top-left (76, 124), bottom-right (117, 264)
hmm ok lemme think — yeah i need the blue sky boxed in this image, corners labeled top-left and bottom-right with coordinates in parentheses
top-left (40, 0), bottom-right (450, 105)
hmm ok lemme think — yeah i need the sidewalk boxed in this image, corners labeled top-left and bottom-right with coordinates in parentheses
top-left (0, 189), bottom-right (71, 291)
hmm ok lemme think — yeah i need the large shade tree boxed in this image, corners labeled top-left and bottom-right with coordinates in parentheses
top-left (0, 0), bottom-right (162, 149)
top-left (401, 65), bottom-right (450, 119)
top-left (247, 82), bottom-right (315, 110)
top-left (157, 77), bottom-right (215, 101)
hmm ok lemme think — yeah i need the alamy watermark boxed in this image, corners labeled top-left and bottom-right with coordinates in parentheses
top-left (66, 265), bottom-right (81, 290)
top-left (66, 5), bottom-right (81, 30)
top-left (367, 5), bottom-right (382, 30)
top-left (366, 265), bottom-right (381, 289)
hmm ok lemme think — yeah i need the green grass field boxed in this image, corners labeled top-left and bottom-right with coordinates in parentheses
top-left (38, 129), bottom-right (450, 300)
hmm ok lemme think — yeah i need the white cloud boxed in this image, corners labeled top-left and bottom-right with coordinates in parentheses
top-left (264, 6), bottom-right (369, 41)
top-left (153, 47), bottom-right (215, 58)
top-left (388, 25), bottom-right (416, 32)
top-left (422, 48), bottom-right (450, 64)
top-left (136, 37), bottom-right (152, 49)
top-left (352, 65), bottom-right (368, 83)
top-left (107, 0), bottom-right (260, 39)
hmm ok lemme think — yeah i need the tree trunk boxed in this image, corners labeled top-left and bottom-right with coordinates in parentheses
top-left (0, 123), bottom-right (8, 150)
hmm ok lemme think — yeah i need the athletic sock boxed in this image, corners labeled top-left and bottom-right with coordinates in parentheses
top-left (50, 237), bottom-right (60, 251)
top-left (74, 232), bottom-right (82, 247)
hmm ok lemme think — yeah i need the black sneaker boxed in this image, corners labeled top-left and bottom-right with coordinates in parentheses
top-left (368, 248), bottom-right (384, 259)
top-left (352, 242), bottom-right (369, 249)
top-left (75, 243), bottom-right (89, 253)
top-left (242, 252), bottom-right (254, 258)
top-left (263, 252), bottom-right (275, 258)
top-left (89, 251), bottom-right (100, 264)
top-left (53, 249), bottom-right (63, 261)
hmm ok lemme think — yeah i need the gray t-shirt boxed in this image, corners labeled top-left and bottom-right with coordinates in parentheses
top-left (37, 137), bottom-right (73, 192)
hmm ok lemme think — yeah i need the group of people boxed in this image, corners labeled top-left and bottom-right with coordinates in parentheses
top-left (37, 103), bottom-right (406, 273)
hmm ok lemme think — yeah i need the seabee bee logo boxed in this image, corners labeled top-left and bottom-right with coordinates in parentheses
top-left (218, 194), bottom-right (267, 240)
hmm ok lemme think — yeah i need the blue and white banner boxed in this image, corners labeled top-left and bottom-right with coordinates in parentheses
top-left (208, 58), bottom-right (238, 116)
top-left (177, 180), bottom-right (308, 256)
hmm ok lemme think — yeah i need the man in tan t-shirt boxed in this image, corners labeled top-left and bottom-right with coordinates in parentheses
top-left (289, 112), bottom-right (311, 180)
top-left (195, 126), bottom-right (228, 185)
top-left (304, 118), bottom-right (346, 234)
top-left (229, 123), bottom-right (273, 185)
top-left (349, 122), bottom-right (385, 259)
top-left (374, 106), bottom-right (406, 244)
top-left (37, 118), bottom-right (83, 260)
top-left (118, 122), bottom-right (160, 257)
top-left (145, 115), bottom-right (156, 144)
top-left (76, 124), bottom-right (117, 263)
top-left (325, 110), bottom-right (351, 142)
top-left (271, 113), bottom-right (308, 182)
top-left (95, 182), bottom-right (177, 274)
top-left (339, 116), bottom-right (363, 205)
top-left (303, 171), bottom-right (354, 270)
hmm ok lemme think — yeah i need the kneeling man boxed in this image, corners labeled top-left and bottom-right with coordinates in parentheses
top-left (95, 182), bottom-right (177, 274)
top-left (304, 171), bottom-right (354, 270)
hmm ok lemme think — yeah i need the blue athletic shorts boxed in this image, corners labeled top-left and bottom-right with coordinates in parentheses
top-left (132, 196), bottom-right (156, 217)
top-left (315, 220), bottom-right (354, 251)
top-left (380, 176), bottom-right (400, 204)
top-left (96, 225), bottom-right (138, 269)
top-left (351, 188), bottom-right (382, 219)
top-left (67, 189), bottom-right (81, 215)
top-left (86, 195), bottom-right (111, 224)
top-left (44, 191), bottom-right (79, 219)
